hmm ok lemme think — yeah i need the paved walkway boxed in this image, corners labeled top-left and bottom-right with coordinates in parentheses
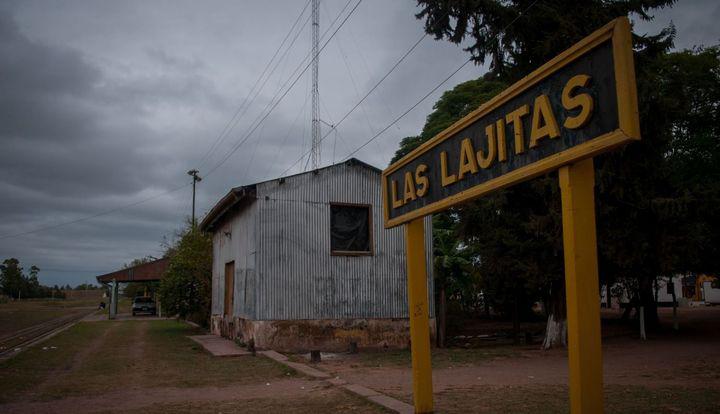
top-left (189, 334), bottom-right (251, 356)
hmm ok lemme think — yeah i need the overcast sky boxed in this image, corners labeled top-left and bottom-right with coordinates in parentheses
top-left (1, 0), bottom-right (718, 287)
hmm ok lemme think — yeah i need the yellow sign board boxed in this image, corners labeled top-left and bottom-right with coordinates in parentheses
top-left (383, 17), bottom-right (639, 228)
top-left (390, 17), bottom-right (639, 414)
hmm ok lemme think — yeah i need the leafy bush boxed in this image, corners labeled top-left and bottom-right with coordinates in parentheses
top-left (159, 226), bottom-right (212, 326)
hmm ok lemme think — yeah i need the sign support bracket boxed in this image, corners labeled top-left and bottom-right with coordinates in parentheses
top-left (405, 217), bottom-right (433, 413)
top-left (559, 158), bottom-right (603, 414)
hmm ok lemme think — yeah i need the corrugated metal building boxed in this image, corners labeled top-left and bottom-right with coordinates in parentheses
top-left (200, 158), bottom-right (433, 351)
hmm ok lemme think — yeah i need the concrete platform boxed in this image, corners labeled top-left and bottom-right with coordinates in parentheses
top-left (189, 335), bottom-right (251, 357)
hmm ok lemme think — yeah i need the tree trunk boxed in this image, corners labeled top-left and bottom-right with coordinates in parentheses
top-left (606, 283), bottom-right (612, 309)
top-left (670, 278), bottom-right (678, 331)
top-left (621, 296), bottom-right (634, 321)
top-left (512, 288), bottom-right (520, 345)
top-left (639, 305), bottom-right (647, 340)
top-left (542, 280), bottom-right (567, 349)
top-left (437, 283), bottom-right (447, 348)
top-left (638, 274), bottom-right (659, 328)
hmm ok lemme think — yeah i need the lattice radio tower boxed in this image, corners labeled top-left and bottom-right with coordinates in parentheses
top-left (310, 0), bottom-right (321, 169)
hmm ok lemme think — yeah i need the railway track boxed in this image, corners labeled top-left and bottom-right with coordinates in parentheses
top-left (0, 308), bottom-right (97, 360)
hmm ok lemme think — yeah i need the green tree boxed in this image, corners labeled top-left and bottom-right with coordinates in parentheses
top-left (651, 46), bottom-right (720, 275)
top-left (596, 41), bottom-right (720, 327)
top-left (410, 0), bottom-right (717, 339)
top-left (123, 281), bottom-right (159, 298)
top-left (159, 225), bottom-right (212, 326)
top-left (433, 214), bottom-right (472, 347)
top-left (0, 259), bottom-right (55, 299)
top-left (1, 258), bottom-right (26, 299)
top-left (392, 78), bottom-right (509, 343)
top-left (122, 256), bottom-right (160, 298)
top-left (123, 256), bottom-right (157, 269)
top-left (392, 78), bottom-right (507, 163)
top-left (415, 0), bottom-right (675, 79)
top-left (392, 74), bottom-right (562, 343)
top-left (74, 283), bottom-right (101, 290)
top-left (26, 265), bottom-right (41, 297)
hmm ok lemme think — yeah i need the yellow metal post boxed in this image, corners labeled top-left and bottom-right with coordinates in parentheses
top-left (404, 218), bottom-right (433, 413)
top-left (559, 158), bottom-right (603, 414)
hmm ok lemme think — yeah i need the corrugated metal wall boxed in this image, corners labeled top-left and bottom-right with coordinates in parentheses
top-left (254, 161), bottom-right (433, 320)
top-left (211, 202), bottom-right (257, 318)
top-left (210, 161), bottom-right (434, 321)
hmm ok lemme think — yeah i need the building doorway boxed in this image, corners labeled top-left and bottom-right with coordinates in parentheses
top-left (224, 261), bottom-right (234, 318)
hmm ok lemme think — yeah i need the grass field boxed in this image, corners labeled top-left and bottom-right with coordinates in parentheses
top-left (0, 320), bottom-right (387, 413)
top-left (0, 320), bottom-right (293, 402)
top-left (0, 299), bottom-right (98, 337)
top-left (2, 307), bottom-right (718, 413)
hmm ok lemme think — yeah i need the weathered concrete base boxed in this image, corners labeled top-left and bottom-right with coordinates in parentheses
top-left (189, 335), bottom-right (251, 357)
top-left (211, 315), bottom-right (435, 352)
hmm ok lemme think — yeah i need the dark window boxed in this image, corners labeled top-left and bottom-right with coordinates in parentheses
top-left (330, 204), bottom-right (372, 255)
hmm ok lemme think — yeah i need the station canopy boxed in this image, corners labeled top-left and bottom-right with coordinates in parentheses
top-left (96, 257), bottom-right (169, 284)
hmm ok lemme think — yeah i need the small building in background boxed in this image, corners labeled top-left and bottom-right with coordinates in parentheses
top-left (96, 257), bottom-right (169, 319)
top-left (200, 158), bottom-right (433, 352)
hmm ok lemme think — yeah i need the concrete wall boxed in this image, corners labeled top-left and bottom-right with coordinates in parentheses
top-left (211, 314), bottom-right (435, 352)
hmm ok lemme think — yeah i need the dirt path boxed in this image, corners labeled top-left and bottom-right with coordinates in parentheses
top-left (126, 322), bottom-right (148, 388)
top-left (33, 322), bottom-right (118, 397)
top-left (0, 378), bottom-right (326, 414)
top-left (322, 308), bottom-right (720, 398)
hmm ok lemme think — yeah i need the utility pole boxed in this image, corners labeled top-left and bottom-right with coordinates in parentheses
top-left (310, 0), bottom-right (320, 169)
top-left (187, 169), bottom-right (202, 227)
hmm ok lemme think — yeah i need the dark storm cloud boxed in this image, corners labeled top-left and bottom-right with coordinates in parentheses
top-left (0, 4), bottom-right (225, 285)
top-left (0, 0), bottom-right (718, 287)
top-left (0, 8), bottom-right (223, 202)
top-left (0, 11), bottom-right (100, 145)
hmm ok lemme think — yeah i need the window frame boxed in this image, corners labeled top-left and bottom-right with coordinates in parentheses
top-left (329, 202), bottom-right (374, 256)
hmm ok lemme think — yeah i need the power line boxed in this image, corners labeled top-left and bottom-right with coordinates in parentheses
top-left (340, 0), bottom-right (541, 161)
top-left (342, 58), bottom-right (472, 159)
top-left (263, 72), bottom-right (312, 180)
top-left (206, 0), bottom-right (359, 179)
top-left (203, 0), bottom-right (363, 179)
top-left (200, 7), bottom-right (313, 171)
top-left (240, 8), bottom-right (314, 181)
top-left (0, 182), bottom-right (191, 240)
top-left (202, 0), bottom-right (355, 178)
top-left (0, 3), bottom-right (355, 242)
top-left (37, 268), bottom-right (113, 274)
top-left (282, 0), bottom-right (541, 173)
top-left (196, 0), bottom-right (312, 170)
top-left (279, 18), bottom-right (430, 176)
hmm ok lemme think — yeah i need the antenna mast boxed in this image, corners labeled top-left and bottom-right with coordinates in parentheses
top-left (310, 0), bottom-right (320, 169)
